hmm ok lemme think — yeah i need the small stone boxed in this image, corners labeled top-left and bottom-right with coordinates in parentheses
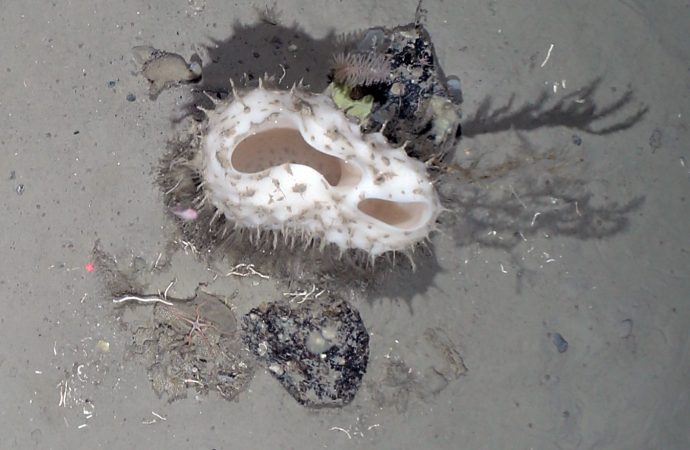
top-left (107, 80), bottom-right (117, 88)
top-left (126, 93), bottom-right (136, 102)
top-left (552, 332), bottom-right (568, 353)
top-left (95, 340), bottom-right (110, 353)
top-left (390, 82), bottom-right (405, 96)
top-left (446, 75), bottom-right (462, 103)
top-left (268, 363), bottom-right (284, 376)
top-left (616, 318), bottom-right (633, 338)
top-left (16, 184), bottom-right (24, 195)
top-left (571, 134), bottom-right (582, 146)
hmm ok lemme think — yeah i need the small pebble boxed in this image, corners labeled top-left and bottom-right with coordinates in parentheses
top-left (552, 332), bottom-right (568, 353)
top-left (446, 75), bottom-right (462, 103)
top-left (616, 318), bottom-right (633, 338)
top-left (95, 340), bottom-right (110, 353)
top-left (107, 80), bottom-right (117, 88)
top-left (126, 93), bottom-right (136, 102)
top-left (16, 184), bottom-right (24, 195)
top-left (571, 134), bottom-right (582, 146)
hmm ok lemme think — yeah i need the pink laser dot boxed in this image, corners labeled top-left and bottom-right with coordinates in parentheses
top-left (170, 205), bottom-right (199, 221)
top-left (84, 262), bottom-right (95, 273)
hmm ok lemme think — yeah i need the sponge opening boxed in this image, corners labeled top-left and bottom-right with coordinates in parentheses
top-left (231, 128), bottom-right (361, 187)
top-left (357, 198), bottom-right (428, 230)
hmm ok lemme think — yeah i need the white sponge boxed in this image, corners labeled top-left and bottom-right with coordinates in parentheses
top-left (201, 85), bottom-right (440, 257)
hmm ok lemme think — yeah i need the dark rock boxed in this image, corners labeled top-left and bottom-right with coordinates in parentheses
top-left (337, 22), bottom-right (462, 163)
top-left (552, 332), bottom-right (568, 353)
top-left (241, 295), bottom-right (369, 407)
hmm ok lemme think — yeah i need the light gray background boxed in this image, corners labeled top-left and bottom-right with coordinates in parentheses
top-left (1, 0), bottom-right (688, 449)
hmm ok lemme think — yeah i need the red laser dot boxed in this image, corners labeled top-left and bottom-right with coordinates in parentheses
top-left (84, 262), bottom-right (95, 273)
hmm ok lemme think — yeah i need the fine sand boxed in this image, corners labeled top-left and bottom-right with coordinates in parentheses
top-left (1, 1), bottom-right (688, 448)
